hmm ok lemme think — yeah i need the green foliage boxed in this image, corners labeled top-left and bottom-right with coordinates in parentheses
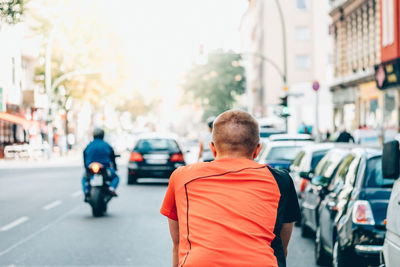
top-left (0, 0), bottom-right (24, 24)
top-left (116, 91), bottom-right (160, 120)
top-left (182, 50), bottom-right (246, 120)
top-left (29, 0), bottom-right (130, 109)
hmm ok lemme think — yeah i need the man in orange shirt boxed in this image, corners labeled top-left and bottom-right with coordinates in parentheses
top-left (161, 109), bottom-right (300, 267)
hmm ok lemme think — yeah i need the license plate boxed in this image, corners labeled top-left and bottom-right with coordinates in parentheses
top-left (91, 174), bottom-right (103, 186)
top-left (147, 159), bottom-right (167, 165)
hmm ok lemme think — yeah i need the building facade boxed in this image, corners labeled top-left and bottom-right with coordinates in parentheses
top-left (240, 0), bottom-right (334, 135)
top-left (0, 22), bottom-right (42, 157)
top-left (375, 0), bottom-right (400, 140)
top-left (329, 0), bottom-right (383, 135)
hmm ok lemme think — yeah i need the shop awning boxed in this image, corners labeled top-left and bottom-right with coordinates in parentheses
top-left (0, 112), bottom-right (37, 129)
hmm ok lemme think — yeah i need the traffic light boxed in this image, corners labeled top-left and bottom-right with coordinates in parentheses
top-left (279, 96), bottom-right (290, 117)
top-left (279, 96), bottom-right (288, 107)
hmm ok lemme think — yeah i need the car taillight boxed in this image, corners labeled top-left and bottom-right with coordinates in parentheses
top-left (91, 163), bottom-right (101, 173)
top-left (130, 152), bottom-right (144, 162)
top-left (170, 153), bottom-right (184, 162)
top-left (300, 178), bottom-right (308, 192)
top-left (352, 200), bottom-right (375, 225)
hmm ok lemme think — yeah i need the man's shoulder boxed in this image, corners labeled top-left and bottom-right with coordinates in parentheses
top-left (173, 162), bottom-right (209, 176)
top-left (267, 166), bottom-right (293, 187)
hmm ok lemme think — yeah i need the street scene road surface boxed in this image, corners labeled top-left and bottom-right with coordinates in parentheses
top-left (0, 158), bottom-right (317, 267)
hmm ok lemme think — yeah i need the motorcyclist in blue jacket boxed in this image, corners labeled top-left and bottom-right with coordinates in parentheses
top-left (82, 128), bottom-right (119, 201)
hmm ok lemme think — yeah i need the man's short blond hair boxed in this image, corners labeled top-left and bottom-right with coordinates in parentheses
top-left (212, 109), bottom-right (260, 156)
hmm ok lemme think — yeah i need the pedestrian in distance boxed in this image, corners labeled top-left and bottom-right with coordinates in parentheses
top-left (336, 128), bottom-right (355, 143)
top-left (197, 116), bottom-right (215, 162)
top-left (161, 109), bottom-right (301, 267)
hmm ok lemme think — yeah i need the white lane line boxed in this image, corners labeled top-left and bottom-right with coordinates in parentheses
top-left (42, 200), bottom-right (62, 211)
top-left (0, 206), bottom-right (81, 257)
top-left (0, 217), bottom-right (29, 232)
top-left (71, 191), bottom-right (81, 198)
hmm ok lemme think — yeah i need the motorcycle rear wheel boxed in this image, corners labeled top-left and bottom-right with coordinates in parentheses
top-left (91, 187), bottom-right (105, 217)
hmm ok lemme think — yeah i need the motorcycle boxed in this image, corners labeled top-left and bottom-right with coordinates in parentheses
top-left (85, 162), bottom-right (114, 217)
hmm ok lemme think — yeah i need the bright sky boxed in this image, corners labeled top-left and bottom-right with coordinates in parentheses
top-left (99, 0), bottom-right (248, 100)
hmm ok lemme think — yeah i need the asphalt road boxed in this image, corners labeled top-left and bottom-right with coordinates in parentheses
top-left (0, 161), bottom-right (318, 267)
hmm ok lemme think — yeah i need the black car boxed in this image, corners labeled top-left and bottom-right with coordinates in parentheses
top-left (300, 147), bottom-right (352, 238)
top-left (316, 148), bottom-right (393, 267)
top-left (127, 134), bottom-right (186, 184)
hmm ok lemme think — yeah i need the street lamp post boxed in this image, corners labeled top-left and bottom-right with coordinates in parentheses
top-left (44, 19), bottom-right (101, 156)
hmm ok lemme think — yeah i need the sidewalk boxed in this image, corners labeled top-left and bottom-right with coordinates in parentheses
top-left (0, 151), bottom-right (83, 169)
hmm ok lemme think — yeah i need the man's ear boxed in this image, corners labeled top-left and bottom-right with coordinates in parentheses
top-left (210, 142), bottom-right (217, 158)
top-left (253, 143), bottom-right (262, 159)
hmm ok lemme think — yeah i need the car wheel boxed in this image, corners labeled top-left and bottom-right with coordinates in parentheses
top-left (127, 175), bottom-right (138, 185)
top-left (315, 226), bottom-right (329, 266)
top-left (332, 239), bottom-right (364, 267)
top-left (300, 216), bottom-right (313, 238)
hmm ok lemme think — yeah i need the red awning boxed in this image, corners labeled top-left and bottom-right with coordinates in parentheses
top-left (0, 112), bottom-right (37, 129)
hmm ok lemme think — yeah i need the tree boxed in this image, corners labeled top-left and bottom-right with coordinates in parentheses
top-left (28, 0), bottom-right (130, 109)
top-left (0, 0), bottom-right (25, 24)
top-left (182, 50), bottom-right (246, 119)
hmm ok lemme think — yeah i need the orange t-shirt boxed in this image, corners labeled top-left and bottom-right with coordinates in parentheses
top-left (161, 158), bottom-right (299, 267)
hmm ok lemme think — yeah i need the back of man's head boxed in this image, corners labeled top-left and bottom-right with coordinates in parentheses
top-left (93, 128), bottom-right (105, 140)
top-left (212, 109), bottom-right (259, 157)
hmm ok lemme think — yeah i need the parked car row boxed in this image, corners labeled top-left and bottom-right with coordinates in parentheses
top-left (288, 142), bottom-right (395, 267)
top-left (256, 133), bottom-right (399, 267)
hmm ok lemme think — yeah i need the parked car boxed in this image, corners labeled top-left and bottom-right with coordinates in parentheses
top-left (290, 143), bottom-right (336, 198)
top-left (257, 141), bottom-right (312, 171)
top-left (316, 148), bottom-right (393, 267)
top-left (380, 140), bottom-right (400, 267)
top-left (127, 133), bottom-right (186, 184)
top-left (299, 146), bottom-right (354, 238)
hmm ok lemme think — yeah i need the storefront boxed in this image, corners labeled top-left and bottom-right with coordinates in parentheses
top-left (375, 58), bottom-right (400, 141)
top-left (332, 87), bottom-right (357, 131)
top-left (0, 112), bottom-right (34, 158)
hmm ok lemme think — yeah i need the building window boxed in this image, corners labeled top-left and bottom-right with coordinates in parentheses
top-left (382, 0), bottom-right (394, 47)
top-left (297, 0), bottom-right (309, 10)
top-left (295, 27), bottom-right (311, 41)
top-left (296, 55), bottom-right (311, 69)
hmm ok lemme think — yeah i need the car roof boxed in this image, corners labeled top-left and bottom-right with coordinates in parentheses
top-left (351, 147), bottom-right (382, 159)
top-left (137, 132), bottom-right (179, 140)
top-left (269, 134), bottom-right (313, 141)
top-left (264, 140), bottom-right (314, 147)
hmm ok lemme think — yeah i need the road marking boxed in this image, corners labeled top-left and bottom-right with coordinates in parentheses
top-left (42, 200), bottom-right (62, 211)
top-left (0, 217), bottom-right (29, 232)
top-left (0, 206), bottom-right (81, 257)
top-left (71, 191), bottom-right (81, 198)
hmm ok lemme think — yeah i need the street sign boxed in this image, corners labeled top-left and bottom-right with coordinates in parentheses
top-left (375, 58), bottom-right (400, 90)
top-left (312, 81), bottom-right (320, 92)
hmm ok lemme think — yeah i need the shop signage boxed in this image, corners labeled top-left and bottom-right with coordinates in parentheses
top-left (375, 58), bottom-right (400, 90)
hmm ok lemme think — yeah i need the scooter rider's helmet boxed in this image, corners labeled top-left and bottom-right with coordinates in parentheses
top-left (207, 116), bottom-right (216, 129)
top-left (93, 128), bottom-right (105, 140)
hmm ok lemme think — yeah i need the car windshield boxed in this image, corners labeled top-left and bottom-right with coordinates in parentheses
top-left (135, 138), bottom-right (179, 152)
top-left (365, 157), bottom-right (394, 188)
top-left (266, 146), bottom-right (302, 161)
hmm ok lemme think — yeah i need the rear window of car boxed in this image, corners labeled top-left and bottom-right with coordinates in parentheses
top-left (364, 157), bottom-right (394, 188)
top-left (310, 150), bottom-right (328, 172)
top-left (135, 138), bottom-right (179, 152)
top-left (266, 146), bottom-right (302, 161)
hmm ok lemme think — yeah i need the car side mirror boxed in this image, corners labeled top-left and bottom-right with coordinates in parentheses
top-left (383, 140), bottom-right (400, 179)
top-left (300, 171), bottom-right (312, 180)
